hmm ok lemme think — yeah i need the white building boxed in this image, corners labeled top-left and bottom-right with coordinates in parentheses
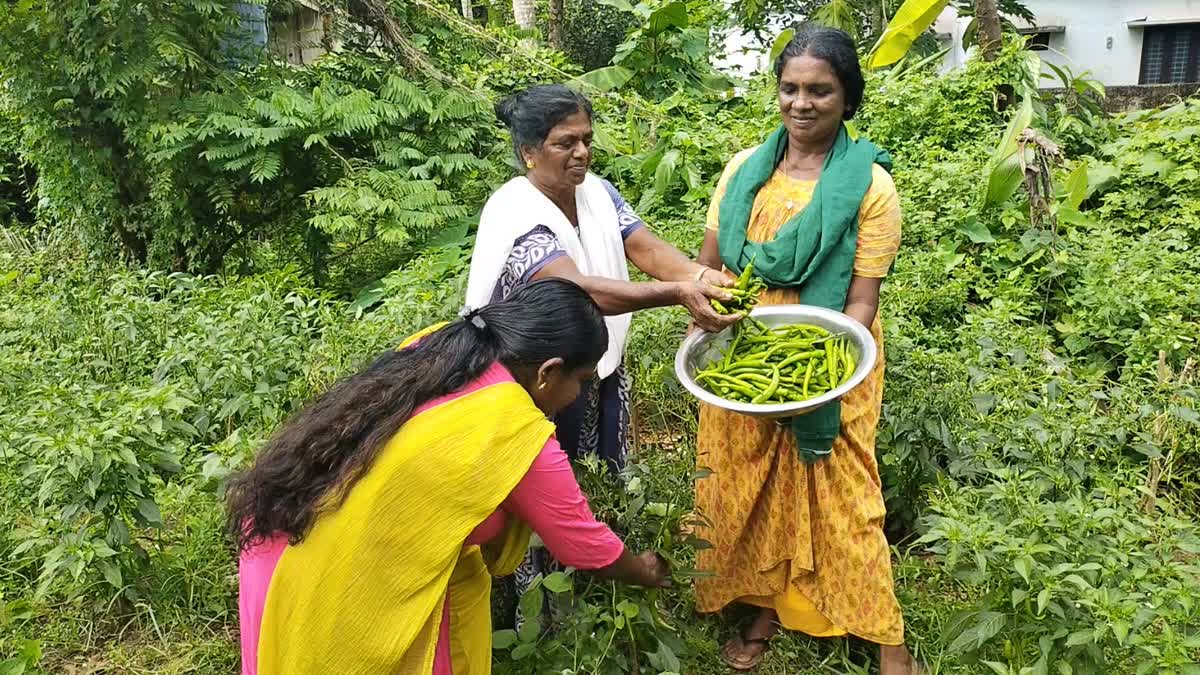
top-left (935, 0), bottom-right (1200, 87)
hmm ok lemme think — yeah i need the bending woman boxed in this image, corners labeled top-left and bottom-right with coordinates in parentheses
top-left (228, 279), bottom-right (669, 675)
top-left (693, 26), bottom-right (918, 673)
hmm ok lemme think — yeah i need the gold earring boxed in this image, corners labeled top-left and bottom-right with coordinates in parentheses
top-left (526, 160), bottom-right (535, 169)
top-left (539, 382), bottom-right (546, 390)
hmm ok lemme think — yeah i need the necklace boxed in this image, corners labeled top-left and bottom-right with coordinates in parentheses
top-left (782, 149), bottom-right (824, 179)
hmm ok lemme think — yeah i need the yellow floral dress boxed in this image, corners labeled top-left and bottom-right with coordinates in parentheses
top-left (694, 148), bottom-right (905, 645)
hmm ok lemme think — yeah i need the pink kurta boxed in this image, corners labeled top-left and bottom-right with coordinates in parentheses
top-left (238, 362), bottom-right (624, 675)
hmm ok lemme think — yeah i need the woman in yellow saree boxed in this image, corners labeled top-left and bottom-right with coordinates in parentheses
top-left (226, 278), bottom-right (669, 675)
top-left (693, 26), bottom-right (918, 674)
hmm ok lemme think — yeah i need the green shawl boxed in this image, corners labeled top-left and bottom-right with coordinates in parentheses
top-left (717, 124), bottom-right (891, 462)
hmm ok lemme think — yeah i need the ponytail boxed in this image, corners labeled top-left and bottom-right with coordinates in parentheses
top-left (226, 279), bottom-right (606, 551)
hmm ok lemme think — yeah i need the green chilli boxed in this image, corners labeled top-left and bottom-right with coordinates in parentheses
top-left (696, 320), bottom-right (861, 405)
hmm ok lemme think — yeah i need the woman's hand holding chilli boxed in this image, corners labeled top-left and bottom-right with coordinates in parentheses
top-left (678, 281), bottom-right (741, 334)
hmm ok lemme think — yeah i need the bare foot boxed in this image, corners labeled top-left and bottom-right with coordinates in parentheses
top-left (720, 608), bottom-right (779, 672)
top-left (880, 644), bottom-right (922, 675)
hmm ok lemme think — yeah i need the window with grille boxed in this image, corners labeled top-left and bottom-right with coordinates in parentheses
top-left (1140, 24), bottom-right (1200, 84)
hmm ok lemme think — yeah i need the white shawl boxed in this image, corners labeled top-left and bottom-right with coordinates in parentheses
top-left (465, 173), bottom-right (632, 379)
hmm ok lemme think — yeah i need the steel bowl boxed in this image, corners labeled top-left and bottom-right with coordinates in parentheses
top-left (674, 304), bottom-right (877, 418)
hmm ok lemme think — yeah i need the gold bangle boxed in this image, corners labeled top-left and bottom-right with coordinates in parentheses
top-left (694, 266), bottom-right (709, 283)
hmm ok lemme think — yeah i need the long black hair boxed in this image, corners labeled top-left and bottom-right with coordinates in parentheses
top-left (495, 84), bottom-right (593, 165)
top-left (225, 278), bottom-right (607, 552)
top-left (774, 24), bottom-right (865, 120)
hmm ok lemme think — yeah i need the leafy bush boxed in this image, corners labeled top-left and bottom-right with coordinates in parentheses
top-left (921, 469), bottom-right (1200, 673)
top-left (1088, 100), bottom-right (1200, 247)
top-left (0, 0), bottom-right (261, 271)
top-left (0, 243), bottom-right (342, 604)
top-left (594, 0), bottom-right (736, 98)
top-left (562, 0), bottom-right (640, 70)
top-left (493, 455), bottom-right (703, 675)
top-left (0, 3), bottom-right (503, 288)
top-left (857, 45), bottom-right (1024, 162)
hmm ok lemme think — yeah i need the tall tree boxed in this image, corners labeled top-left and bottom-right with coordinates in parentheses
top-left (549, 0), bottom-right (565, 48)
top-left (974, 0), bottom-right (1002, 60)
top-left (513, 0), bottom-right (537, 32)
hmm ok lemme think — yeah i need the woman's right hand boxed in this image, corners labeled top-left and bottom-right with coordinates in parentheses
top-left (677, 281), bottom-right (741, 334)
top-left (636, 551), bottom-right (672, 588)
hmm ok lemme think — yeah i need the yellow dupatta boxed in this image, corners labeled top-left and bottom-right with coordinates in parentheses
top-left (257, 325), bottom-right (552, 674)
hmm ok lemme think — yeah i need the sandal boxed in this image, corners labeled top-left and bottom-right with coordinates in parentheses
top-left (719, 627), bottom-right (772, 672)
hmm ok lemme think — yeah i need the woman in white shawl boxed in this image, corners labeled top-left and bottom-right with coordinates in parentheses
top-left (467, 84), bottom-right (738, 469)
top-left (466, 84), bottom-right (739, 620)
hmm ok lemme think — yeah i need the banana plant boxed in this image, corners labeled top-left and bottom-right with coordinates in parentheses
top-left (867, 0), bottom-right (951, 69)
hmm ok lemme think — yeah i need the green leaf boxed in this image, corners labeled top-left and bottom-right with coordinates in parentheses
top-left (769, 29), bottom-right (795, 64)
top-left (948, 611), bottom-right (1006, 654)
top-left (867, 0), bottom-right (952, 69)
top-left (0, 658), bottom-right (26, 675)
top-left (492, 629), bottom-right (518, 649)
top-left (510, 643), bottom-right (536, 660)
top-left (1065, 630), bottom-right (1092, 647)
top-left (1064, 160), bottom-right (1088, 210)
top-left (654, 640), bottom-right (681, 673)
top-left (995, 96), bottom-right (1034, 162)
top-left (815, 0), bottom-right (861, 35)
top-left (647, 2), bottom-right (688, 36)
top-left (542, 571), bottom-right (572, 593)
top-left (518, 617), bottom-right (540, 643)
top-left (518, 584), bottom-right (544, 622)
top-left (984, 149), bottom-right (1029, 209)
top-left (1044, 62), bottom-right (1070, 88)
top-left (136, 498), bottom-right (162, 527)
top-left (1011, 588), bottom-right (1028, 607)
top-left (1111, 620), bottom-right (1130, 645)
top-left (942, 252), bottom-right (965, 274)
top-left (99, 560), bottom-right (122, 588)
top-left (1036, 588), bottom-right (1051, 615)
top-left (1085, 162), bottom-right (1120, 197)
top-left (956, 218), bottom-right (996, 244)
top-left (960, 17), bottom-right (978, 54)
top-left (592, 124), bottom-right (619, 153)
top-left (1135, 150), bottom-right (1177, 178)
top-left (1062, 574), bottom-right (1091, 590)
top-left (570, 66), bottom-right (635, 93)
top-left (654, 149), bottom-right (679, 195)
top-left (14, 643), bottom-right (38, 666)
top-left (1056, 206), bottom-right (1093, 227)
top-left (1172, 405), bottom-right (1200, 424)
top-left (350, 281), bottom-right (386, 316)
